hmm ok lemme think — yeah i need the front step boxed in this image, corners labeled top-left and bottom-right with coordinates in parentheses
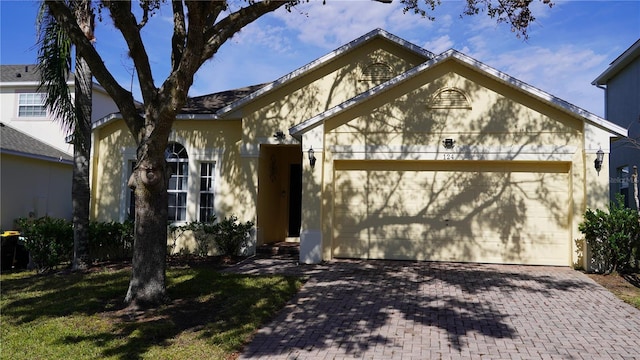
top-left (256, 241), bottom-right (300, 256)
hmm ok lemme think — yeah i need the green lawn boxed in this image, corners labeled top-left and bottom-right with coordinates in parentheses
top-left (0, 266), bottom-right (302, 360)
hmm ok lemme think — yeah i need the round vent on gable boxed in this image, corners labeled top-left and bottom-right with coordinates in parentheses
top-left (428, 87), bottom-right (472, 109)
top-left (361, 62), bottom-right (392, 82)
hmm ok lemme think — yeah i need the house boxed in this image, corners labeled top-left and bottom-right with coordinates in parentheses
top-left (90, 29), bottom-right (627, 268)
top-left (0, 122), bottom-right (73, 229)
top-left (0, 64), bottom-right (120, 155)
top-left (0, 64), bottom-right (119, 229)
top-left (592, 39), bottom-right (640, 209)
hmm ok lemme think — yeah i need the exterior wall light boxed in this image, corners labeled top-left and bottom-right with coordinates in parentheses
top-left (594, 148), bottom-right (604, 175)
top-left (442, 138), bottom-right (455, 149)
top-left (274, 131), bottom-right (285, 141)
top-left (308, 147), bottom-right (317, 169)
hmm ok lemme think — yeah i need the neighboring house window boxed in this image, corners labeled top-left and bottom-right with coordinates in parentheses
top-left (361, 62), bottom-right (392, 82)
top-left (166, 142), bottom-right (189, 222)
top-left (428, 87), bottom-right (472, 109)
top-left (617, 165), bottom-right (630, 208)
top-left (199, 162), bottom-right (215, 222)
top-left (18, 93), bottom-right (46, 117)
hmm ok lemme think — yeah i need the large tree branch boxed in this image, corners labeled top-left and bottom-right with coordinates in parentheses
top-left (45, 0), bottom-right (142, 138)
top-left (105, 0), bottom-right (156, 105)
top-left (170, 0), bottom-right (187, 71)
top-left (201, 0), bottom-right (291, 62)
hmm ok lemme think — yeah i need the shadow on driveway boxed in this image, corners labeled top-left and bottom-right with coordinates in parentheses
top-left (226, 257), bottom-right (640, 359)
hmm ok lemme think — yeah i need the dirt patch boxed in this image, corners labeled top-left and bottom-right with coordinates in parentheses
top-left (587, 272), bottom-right (640, 309)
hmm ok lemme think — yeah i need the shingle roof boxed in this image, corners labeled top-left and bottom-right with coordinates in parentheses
top-left (0, 122), bottom-right (73, 163)
top-left (0, 64), bottom-right (74, 83)
top-left (182, 83), bottom-right (269, 114)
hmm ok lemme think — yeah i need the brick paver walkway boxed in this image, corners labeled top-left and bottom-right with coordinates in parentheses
top-left (224, 256), bottom-right (640, 360)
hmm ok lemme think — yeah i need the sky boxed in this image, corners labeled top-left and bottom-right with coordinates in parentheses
top-left (1, 0), bottom-right (639, 118)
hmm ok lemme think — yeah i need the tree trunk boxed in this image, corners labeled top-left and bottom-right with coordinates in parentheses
top-left (124, 137), bottom-right (171, 307)
top-left (71, 0), bottom-right (93, 271)
top-left (71, 54), bottom-right (92, 270)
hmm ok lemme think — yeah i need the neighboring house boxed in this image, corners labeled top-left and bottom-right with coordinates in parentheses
top-left (91, 29), bottom-right (627, 268)
top-left (0, 122), bottom-right (73, 229)
top-left (0, 64), bottom-right (119, 155)
top-left (0, 64), bottom-right (119, 228)
top-left (592, 39), bottom-right (640, 209)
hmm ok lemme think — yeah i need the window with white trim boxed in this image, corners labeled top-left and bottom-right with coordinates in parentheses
top-left (126, 143), bottom-right (218, 223)
top-left (199, 162), bottom-right (215, 222)
top-left (166, 142), bottom-right (189, 222)
top-left (18, 93), bottom-right (46, 117)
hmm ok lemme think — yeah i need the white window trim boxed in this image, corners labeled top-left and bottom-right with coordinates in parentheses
top-left (190, 148), bottom-right (223, 223)
top-left (119, 147), bottom-right (137, 223)
top-left (17, 92), bottom-right (47, 118)
top-left (119, 145), bottom-right (224, 224)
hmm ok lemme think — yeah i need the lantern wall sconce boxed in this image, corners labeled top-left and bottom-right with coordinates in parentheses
top-left (594, 148), bottom-right (604, 175)
top-left (274, 131), bottom-right (285, 141)
top-left (308, 147), bottom-right (317, 169)
top-left (442, 138), bottom-right (455, 149)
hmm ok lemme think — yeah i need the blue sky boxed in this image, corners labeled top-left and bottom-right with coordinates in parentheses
top-left (1, 0), bottom-right (639, 117)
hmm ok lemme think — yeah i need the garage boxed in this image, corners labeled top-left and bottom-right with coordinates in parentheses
top-left (332, 160), bottom-right (571, 266)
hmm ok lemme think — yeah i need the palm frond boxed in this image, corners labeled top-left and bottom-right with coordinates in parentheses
top-left (36, 2), bottom-right (75, 136)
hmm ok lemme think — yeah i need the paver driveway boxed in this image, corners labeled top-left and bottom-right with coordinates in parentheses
top-left (225, 256), bottom-right (640, 360)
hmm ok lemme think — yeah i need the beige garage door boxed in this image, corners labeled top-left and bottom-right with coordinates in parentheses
top-left (333, 160), bottom-right (571, 266)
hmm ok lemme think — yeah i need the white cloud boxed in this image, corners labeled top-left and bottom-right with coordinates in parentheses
top-left (274, 0), bottom-right (405, 50)
top-left (423, 35), bottom-right (454, 54)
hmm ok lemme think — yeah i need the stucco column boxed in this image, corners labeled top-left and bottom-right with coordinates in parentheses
top-left (582, 124), bottom-right (614, 271)
top-left (299, 127), bottom-right (324, 264)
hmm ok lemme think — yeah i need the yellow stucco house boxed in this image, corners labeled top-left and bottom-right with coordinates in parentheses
top-left (90, 29), bottom-right (626, 268)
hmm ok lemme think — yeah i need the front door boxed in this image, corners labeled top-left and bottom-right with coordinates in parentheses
top-left (288, 163), bottom-right (302, 237)
top-left (257, 144), bottom-right (302, 245)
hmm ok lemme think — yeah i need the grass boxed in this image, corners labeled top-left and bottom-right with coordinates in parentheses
top-left (0, 266), bottom-right (302, 360)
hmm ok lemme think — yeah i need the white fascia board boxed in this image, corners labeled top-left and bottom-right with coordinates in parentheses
top-left (92, 113), bottom-right (122, 130)
top-left (175, 113), bottom-right (219, 120)
top-left (291, 49), bottom-right (627, 139)
top-left (0, 148), bottom-right (73, 165)
top-left (290, 51), bottom-right (448, 137)
top-left (0, 81), bottom-right (39, 87)
top-left (216, 28), bottom-right (433, 118)
top-left (446, 50), bottom-right (629, 138)
top-left (592, 39), bottom-right (640, 86)
top-left (92, 112), bottom-right (220, 130)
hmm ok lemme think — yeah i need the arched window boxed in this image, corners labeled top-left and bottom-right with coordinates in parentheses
top-left (428, 87), bottom-right (472, 109)
top-left (166, 142), bottom-right (189, 222)
top-left (361, 62), bottom-right (392, 82)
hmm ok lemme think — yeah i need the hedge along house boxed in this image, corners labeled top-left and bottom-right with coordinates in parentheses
top-left (90, 29), bottom-right (626, 268)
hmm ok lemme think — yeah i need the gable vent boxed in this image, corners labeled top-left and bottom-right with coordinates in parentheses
top-left (428, 87), bottom-right (471, 109)
top-left (361, 62), bottom-right (392, 82)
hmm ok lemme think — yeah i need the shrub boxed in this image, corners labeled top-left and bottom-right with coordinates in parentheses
top-left (210, 215), bottom-right (254, 257)
top-left (175, 219), bottom-right (216, 257)
top-left (15, 216), bottom-right (73, 273)
top-left (88, 220), bottom-right (134, 262)
top-left (171, 215), bottom-right (254, 257)
top-left (579, 194), bottom-right (640, 274)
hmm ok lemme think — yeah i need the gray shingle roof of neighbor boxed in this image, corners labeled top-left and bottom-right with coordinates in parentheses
top-left (0, 64), bottom-right (74, 83)
top-left (0, 122), bottom-right (73, 164)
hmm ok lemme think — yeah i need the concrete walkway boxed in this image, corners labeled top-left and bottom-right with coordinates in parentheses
top-left (224, 256), bottom-right (640, 360)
